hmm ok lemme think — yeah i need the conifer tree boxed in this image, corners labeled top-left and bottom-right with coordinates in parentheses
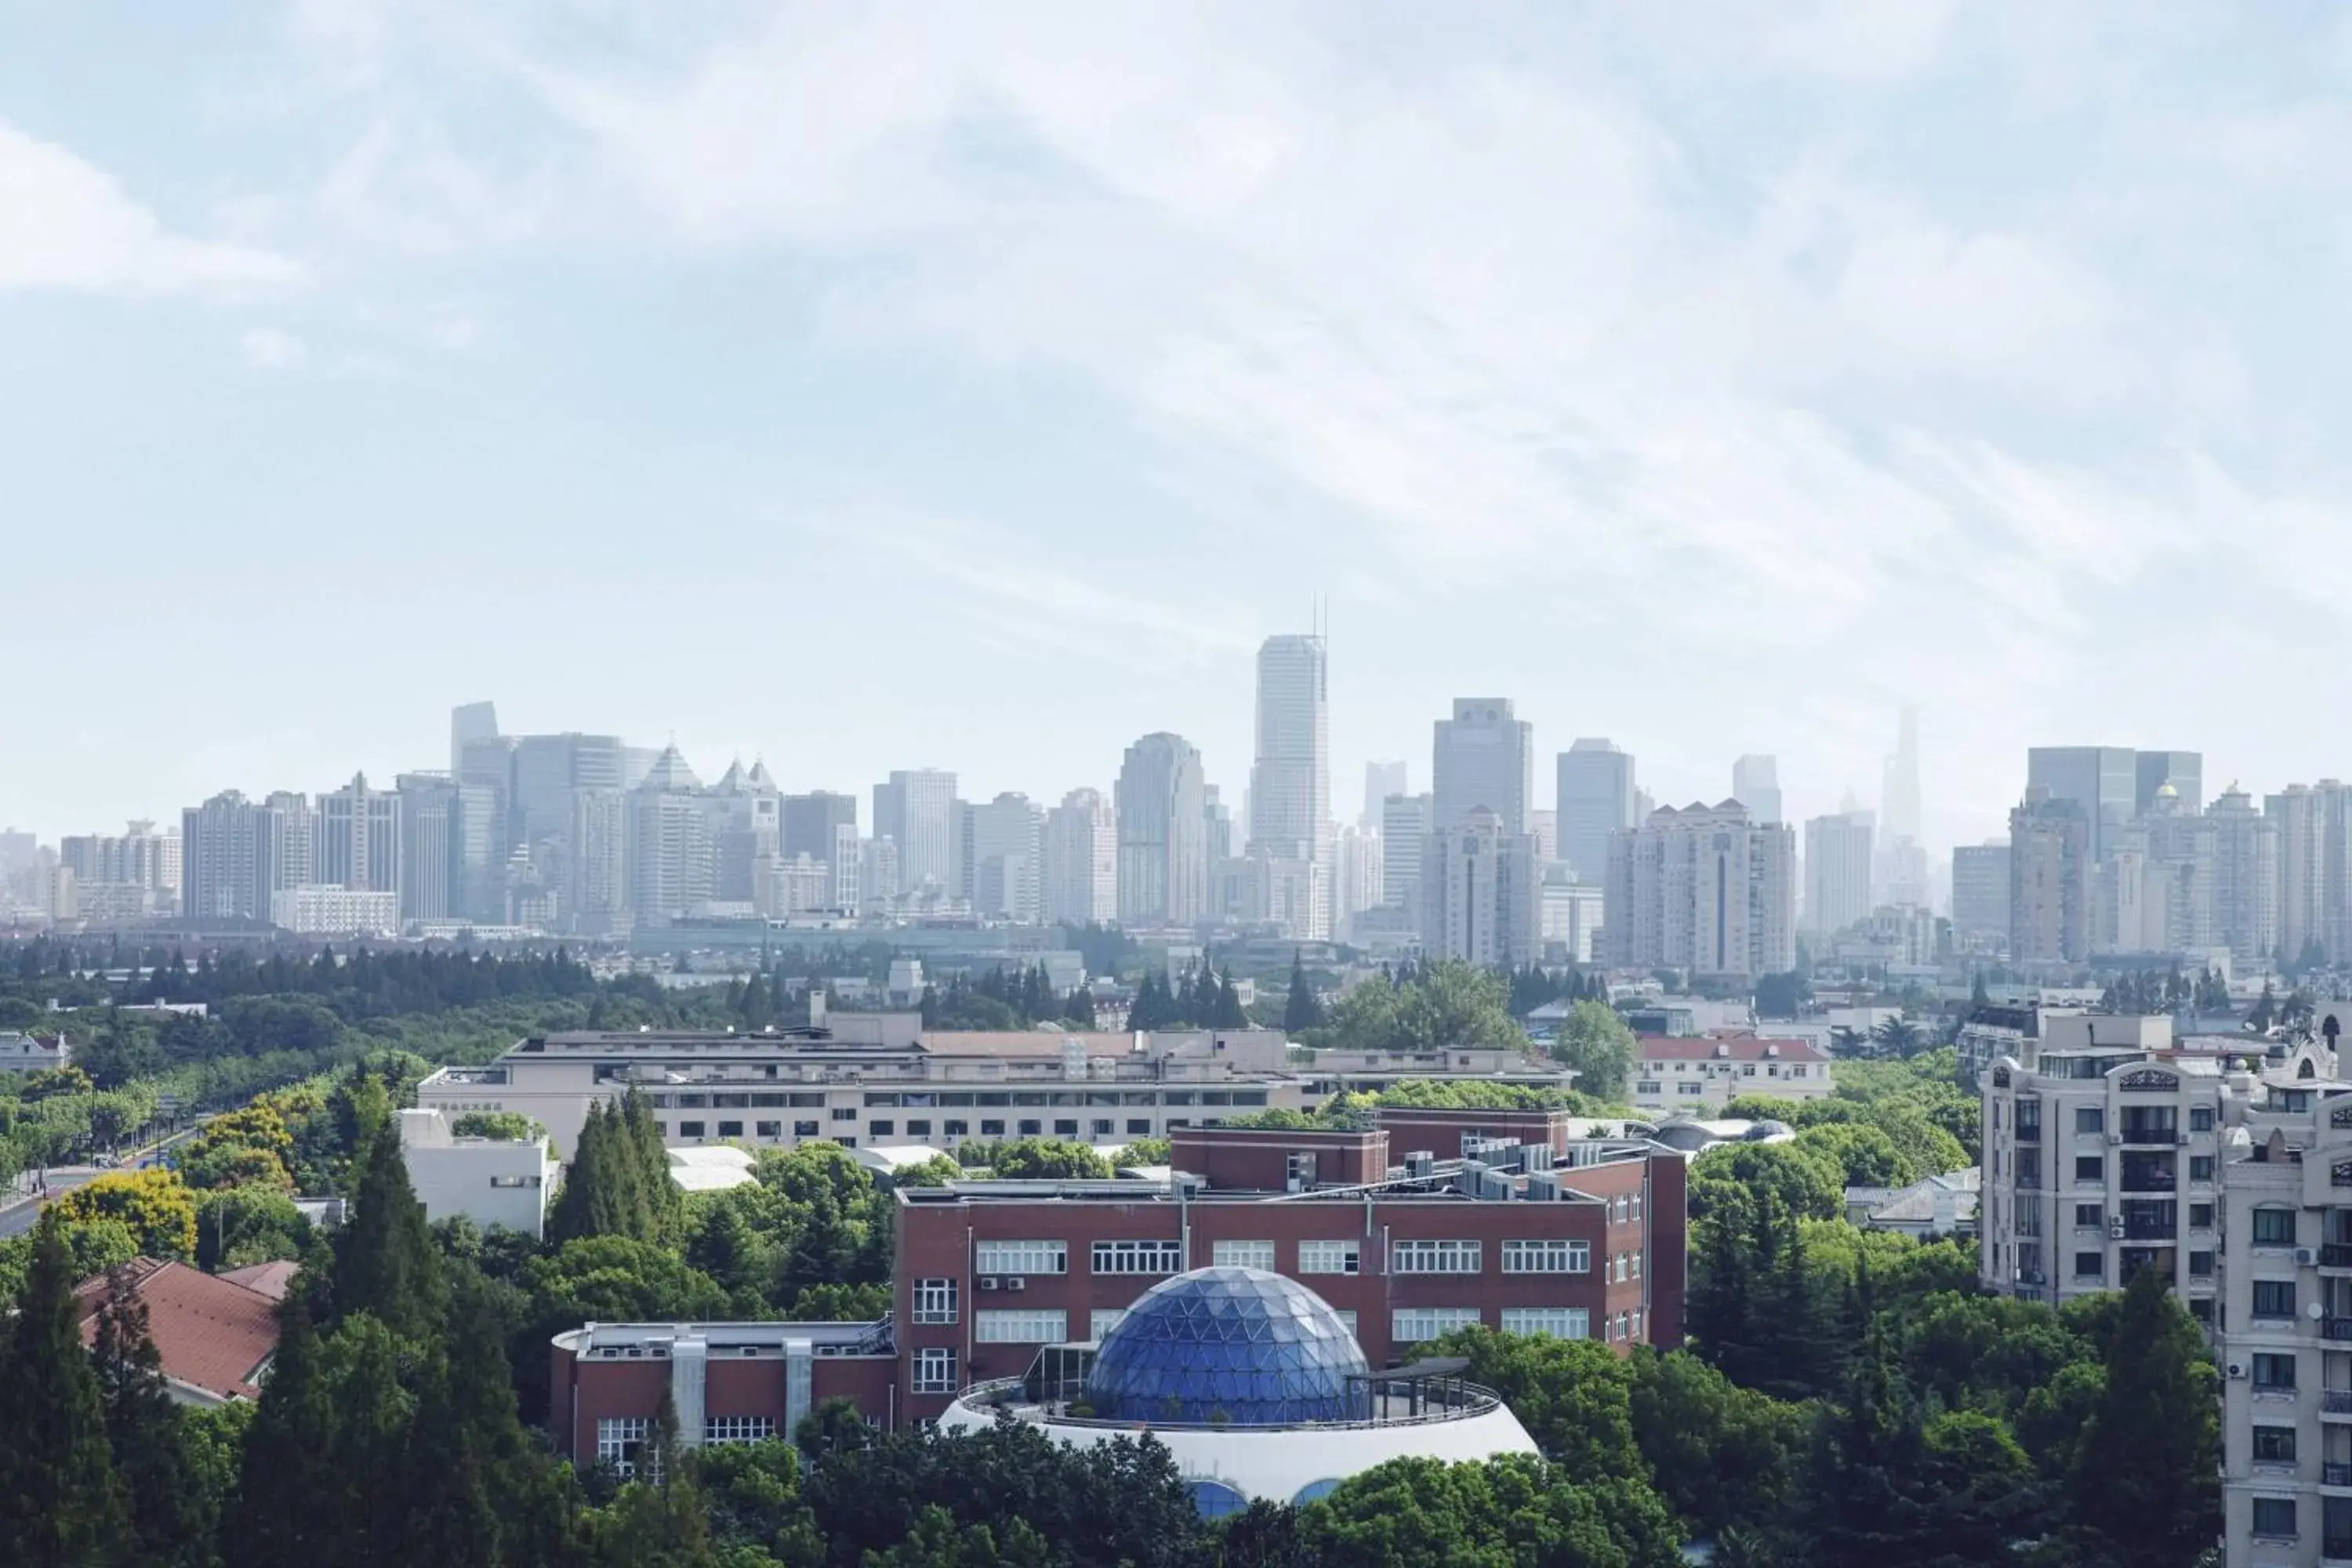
top-left (0, 1211), bottom-right (129, 1568)
top-left (2071, 1265), bottom-right (2220, 1566)
top-left (621, 1090), bottom-right (681, 1243)
top-left (92, 1266), bottom-right (203, 1566)
top-left (332, 1121), bottom-right (444, 1341)
top-left (1283, 951), bottom-right (1323, 1032)
top-left (231, 1285), bottom-right (347, 1567)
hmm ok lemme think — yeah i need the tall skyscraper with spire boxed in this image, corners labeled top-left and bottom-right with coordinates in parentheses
top-left (1882, 706), bottom-right (1922, 847)
top-left (1248, 633), bottom-right (1331, 939)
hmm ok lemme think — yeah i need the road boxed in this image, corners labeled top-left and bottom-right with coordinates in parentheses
top-left (0, 1120), bottom-right (214, 1238)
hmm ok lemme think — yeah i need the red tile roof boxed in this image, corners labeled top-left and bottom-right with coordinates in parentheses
top-left (218, 1259), bottom-right (299, 1302)
top-left (74, 1259), bottom-right (281, 1402)
top-left (1635, 1035), bottom-right (1829, 1063)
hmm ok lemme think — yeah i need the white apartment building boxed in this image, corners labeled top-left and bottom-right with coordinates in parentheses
top-left (1804, 810), bottom-right (1875, 937)
top-left (1630, 1036), bottom-right (1834, 1116)
top-left (1604, 801), bottom-right (1796, 983)
top-left (1419, 809), bottom-right (1541, 967)
top-left (1043, 789), bottom-right (1117, 927)
top-left (270, 884), bottom-right (401, 935)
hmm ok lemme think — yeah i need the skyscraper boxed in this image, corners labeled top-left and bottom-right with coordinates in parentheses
top-left (1732, 755), bottom-right (1781, 826)
top-left (2009, 787), bottom-right (2091, 966)
top-left (1803, 811), bottom-right (1875, 936)
top-left (1115, 733), bottom-right (1208, 927)
top-left (873, 770), bottom-right (958, 895)
top-left (1248, 633), bottom-right (1332, 940)
top-left (1434, 699), bottom-right (1532, 835)
top-left (449, 701), bottom-right (499, 777)
top-left (1603, 802), bottom-right (1795, 981)
top-left (1420, 809), bottom-right (1542, 967)
top-left (1556, 739), bottom-right (1635, 884)
top-left (967, 793), bottom-right (1045, 922)
top-left (630, 745), bottom-right (712, 925)
top-left (1882, 708), bottom-right (1922, 846)
top-left (319, 773), bottom-right (401, 897)
top-left (1360, 761), bottom-right (1408, 833)
top-left (396, 773), bottom-right (458, 923)
top-left (1381, 793), bottom-right (1434, 920)
top-left (2136, 751), bottom-right (2204, 818)
top-left (2025, 747), bottom-right (2137, 867)
top-left (2208, 785), bottom-right (2279, 966)
top-left (1951, 842), bottom-right (2013, 948)
top-left (782, 793), bottom-right (859, 864)
top-left (181, 791), bottom-right (268, 921)
top-left (1044, 788), bottom-right (1118, 927)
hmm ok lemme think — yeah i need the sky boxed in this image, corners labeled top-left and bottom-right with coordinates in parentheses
top-left (9, 1), bottom-right (2352, 853)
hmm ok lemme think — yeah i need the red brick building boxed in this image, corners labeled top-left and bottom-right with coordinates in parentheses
top-left (550, 1111), bottom-right (1685, 1458)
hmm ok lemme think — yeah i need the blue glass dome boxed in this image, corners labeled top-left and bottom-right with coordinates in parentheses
top-left (1083, 1267), bottom-right (1370, 1426)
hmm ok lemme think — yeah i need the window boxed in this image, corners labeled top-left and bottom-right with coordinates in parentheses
top-left (2253, 1352), bottom-right (2297, 1392)
top-left (488, 1174), bottom-right (540, 1189)
top-left (2074, 1156), bottom-right (2103, 1182)
top-left (2074, 1107), bottom-right (2105, 1134)
top-left (1127, 1119), bottom-right (1152, 1135)
top-left (2252, 1425), bottom-right (2297, 1464)
top-left (2190, 1250), bottom-right (2215, 1277)
top-left (913, 1278), bottom-right (958, 1325)
top-left (1636, 1081), bottom-right (1661, 1097)
top-left (1331, 1309), bottom-right (1357, 1338)
top-left (2254, 1279), bottom-right (2297, 1319)
top-left (975, 1309), bottom-right (1069, 1344)
top-left (2252, 1209), bottom-right (2299, 1247)
top-left (1089, 1309), bottom-right (1127, 1340)
top-left (1614, 1195), bottom-right (1631, 1223)
top-left (679, 1121), bottom-right (706, 1138)
top-left (1501, 1238), bottom-right (1589, 1274)
top-left (1053, 1119), bottom-right (1079, 1137)
top-left (1610, 1252), bottom-right (1625, 1282)
top-left (869, 1120), bottom-right (895, 1138)
top-left (1679, 1083), bottom-right (1704, 1096)
top-left (1092, 1240), bottom-right (1183, 1276)
top-left (705, 1416), bottom-right (775, 1445)
top-left (1631, 1309), bottom-right (1642, 1339)
top-left (794, 1121), bottom-right (820, 1137)
top-left (1740, 1064), bottom-right (1756, 1076)
top-left (2190, 1203), bottom-right (2214, 1229)
top-left (1091, 1120), bottom-right (1114, 1137)
top-left (1630, 1192), bottom-right (1642, 1221)
top-left (597, 1417), bottom-right (649, 1477)
top-left (826, 1107), bottom-right (852, 1121)
top-left (975, 1240), bottom-right (1067, 1276)
top-left (715, 1120), bottom-right (742, 1138)
top-left (1501, 1307), bottom-right (1588, 1339)
top-left (981, 1120), bottom-right (1006, 1137)
top-left (1393, 1307), bottom-right (1482, 1342)
top-left (2252, 1497), bottom-right (2297, 1541)
top-left (2190, 1105), bottom-right (2215, 1132)
top-left (913, 1348), bottom-right (957, 1395)
top-left (2074, 1203), bottom-right (2103, 1228)
top-left (908, 1120), bottom-right (932, 1137)
top-left (1213, 1240), bottom-right (1276, 1270)
top-left (1392, 1239), bottom-right (1483, 1275)
top-left (1298, 1240), bottom-right (1360, 1276)
top-left (2190, 1155), bottom-right (2215, 1181)
top-left (2073, 1252), bottom-right (2103, 1280)
top-left (756, 1121), bottom-right (782, 1138)
top-left (1617, 1312), bottom-right (1630, 1341)
top-left (944, 1120), bottom-right (968, 1137)
top-left (1018, 1120), bottom-right (1042, 1136)
top-left (1632, 1250), bottom-right (1642, 1280)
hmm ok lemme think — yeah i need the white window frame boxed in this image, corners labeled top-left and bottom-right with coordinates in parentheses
top-left (1614, 1252), bottom-right (1629, 1283)
top-left (975, 1309), bottom-right (1069, 1344)
top-left (1091, 1240), bottom-right (1183, 1276)
top-left (1298, 1240), bottom-right (1361, 1276)
top-left (704, 1416), bottom-right (775, 1446)
top-left (975, 1240), bottom-right (1067, 1276)
top-left (1212, 1240), bottom-right (1277, 1270)
top-left (1332, 1309), bottom-right (1358, 1338)
top-left (597, 1417), bottom-right (649, 1477)
top-left (1501, 1238), bottom-right (1588, 1275)
top-left (1088, 1308), bottom-right (1128, 1341)
top-left (913, 1277), bottom-right (958, 1325)
top-left (913, 1347), bottom-right (958, 1394)
top-left (1391, 1239), bottom-right (1483, 1275)
top-left (1632, 1250), bottom-right (1642, 1280)
top-left (1392, 1306), bottom-right (1482, 1343)
top-left (1500, 1307), bottom-right (1588, 1339)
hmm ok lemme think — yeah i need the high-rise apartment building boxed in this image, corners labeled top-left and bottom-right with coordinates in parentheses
top-left (2009, 788), bottom-right (2091, 966)
top-left (630, 746), bottom-right (713, 926)
top-left (1420, 810), bottom-right (1541, 967)
top-left (2136, 750), bottom-right (2204, 818)
top-left (1381, 793), bottom-right (1434, 920)
top-left (180, 792), bottom-right (269, 922)
top-left (397, 774), bottom-right (459, 923)
top-left (873, 771), bottom-right (958, 895)
top-left (1732, 755), bottom-right (1781, 826)
top-left (319, 773), bottom-right (401, 897)
top-left (1043, 789), bottom-right (1117, 927)
top-left (966, 793), bottom-right (1044, 922)
top-left (1530, 810), bottom-right (1558, 865)
top-left (1557, 740), bottom-right (1635, 885)
top-left (2209, 785), bottom-right (2280, 967)
top-left (58, 822), bottom-right (180, 913)
top-left (2027, 747), bottom-right (2139, 866)
top-left (1335, 825), bottom-right (1385, 942)
top-left (1115, 733), bottom-right (1208, 927)
top-left (1248, 634), bottom-right (1331, 941)
top-left (782, 793), bottom-right (858, 864)
top-left (1603, 802), bottom-right (1796, 982)
top-left (1360, 761), bottom-right (1408, 833)
top-left (263, 790), bottom-right (316, 895)
top-left (1803, 811), bottom-right (1875, 937)
top-left (1434, 699), bottom-right (1532, 836)
top-left (707, 760), bottom-right (782, 906)
top-left (1951, 842), bottom-right (2013, 948)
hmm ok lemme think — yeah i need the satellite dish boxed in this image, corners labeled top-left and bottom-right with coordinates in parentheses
top-left (2310, 1302), bottom-right (2327, 1321)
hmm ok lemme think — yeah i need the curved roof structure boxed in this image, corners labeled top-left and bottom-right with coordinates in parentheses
top-left (1084, 1267), bottom-right (1368, 1426)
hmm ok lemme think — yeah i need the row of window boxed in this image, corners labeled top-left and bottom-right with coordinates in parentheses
top-left (2064, 1155), bottom-right (2215, 1182)
top-left (596, 1416), bottom-right (778, 1476)
top-left (934, 1305), bottom-right (1624, 1351)
top-left (664, 1116), bottom-right (1251, 1142)
top-left (1636, 1062), bottom-right (1813, 1078)
top-left (645, 1088), bottom-right (1278, 1111)
top-left (965, 1238), bottom-right (1612, 1279)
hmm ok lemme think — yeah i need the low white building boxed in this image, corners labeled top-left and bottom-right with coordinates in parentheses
top-left (0, 1031), bottom-right (70, 1073)
top-left (271, 884), bottom-right (400, 936)
top-left (395, 1108), bottom-right (556, 1239)
top-left (1630, 1035), bottom-right (1835, 1116)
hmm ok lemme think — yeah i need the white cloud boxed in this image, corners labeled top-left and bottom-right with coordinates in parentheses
top-left (0, 121), bottom-right (300, 294)
top-left (239, 327), bottom-right (310, 371)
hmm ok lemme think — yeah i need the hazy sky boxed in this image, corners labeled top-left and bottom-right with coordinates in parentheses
top-left (10, 2), bottom-right (2352, 851)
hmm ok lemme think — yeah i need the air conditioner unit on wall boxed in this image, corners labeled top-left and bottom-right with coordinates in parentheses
top-left (978, 1276), bottom-right (1001, 1291)
top-left (2297, 1248), bottom-right (2318, 1266)
top-left (2227, 1362), bottom-right (2248, 1379)
top-left (1006, 1277), bottom-right (1027, 1292)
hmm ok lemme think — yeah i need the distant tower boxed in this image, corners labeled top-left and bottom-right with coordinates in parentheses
top-left (449, 701), bottom-right (499, 777)
top-left (1250, 634), bottom-right (1331, 940)
top-left (1116, 734), bottom-right (1209, 927)
top-left (1882, 707), bottom-right (1922, 847)
top-left (1433, 699), bottom-right (1533, 836)
top-left (1733, 755), bottom-right (1781, 826)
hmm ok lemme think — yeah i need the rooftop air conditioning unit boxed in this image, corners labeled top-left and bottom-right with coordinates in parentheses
top-left (2298, 1248), bottom-right (2318, 1266)
top-left (1006, 1276), bottom-right (1027, 1292)
top-left (978, 1276), bottom-right (1001, 1291)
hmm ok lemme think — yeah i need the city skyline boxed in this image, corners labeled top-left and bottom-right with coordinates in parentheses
top-left (13, 9), bottom-right (2352, 862)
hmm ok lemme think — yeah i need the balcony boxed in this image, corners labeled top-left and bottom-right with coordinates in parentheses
top-left (2322, 1389), bottom-right (2352, 1417)
top-left (2122, 1222), bottom-right (2178, 1242)
top-left (2119, 1123), bottom-right (2180, 1148)
top-left (2324, 1541), bottom-right (2352, 1565)
top-left (2328, 1463), bottom-right (2352, 1488)
top-left (2325, 1319), bottom-right (2352, 1342)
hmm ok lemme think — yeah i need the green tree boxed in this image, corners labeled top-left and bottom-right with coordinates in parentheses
top-left (1551, 1000), bottom-right (1636, 1103)
top-left (53, 1168), bottom-right (200, 1259)
top-left (1281, 951), bottom-right (1323, 1033)
top-left (986, 1138), bottom-right (1113, 1180)
top-left (332, 1122), bottom-right (444, 1341)
top-left (451, 1111), bottom-right (543, 1141)
top-left (1628, 1349), bottom-right (1806, 1537)
top-left (1795, 1122), bottom-right (1911, 1188)
top-left (194, 1185), bottom-right (311, 1272)
top-left (0, 1212), bottom-right (129, 1567)
top-left (2071, 1265), bottom-right (2220, 1567)
top-left (91, 1266), bottom-right (206, 1566)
